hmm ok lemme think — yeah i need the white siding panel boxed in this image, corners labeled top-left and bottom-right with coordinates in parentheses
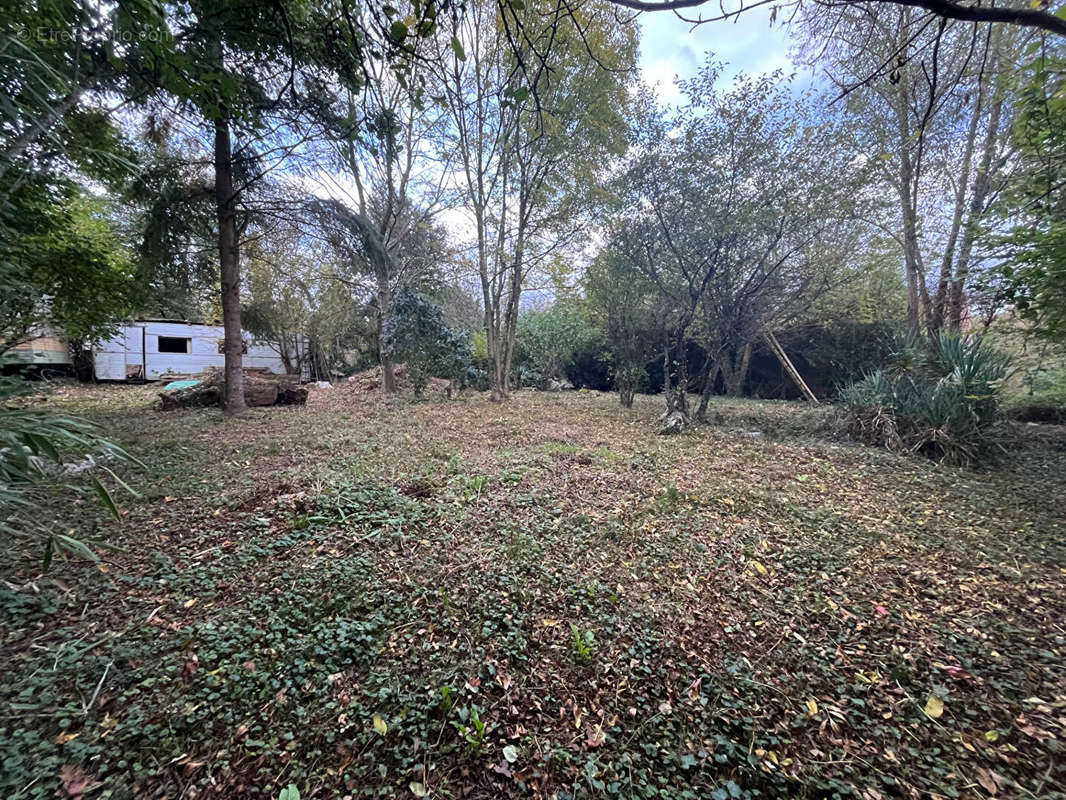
top-left (93, 322), bottom-right (291, 380)
top-left (93, 328), bottom-right (133, 380)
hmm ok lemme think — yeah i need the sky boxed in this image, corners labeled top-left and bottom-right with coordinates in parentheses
top-left (637, 6), bottom-right (798, 105)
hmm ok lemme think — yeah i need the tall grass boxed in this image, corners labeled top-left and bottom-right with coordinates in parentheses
top-left (838, 333), bottom-right (1011, 464)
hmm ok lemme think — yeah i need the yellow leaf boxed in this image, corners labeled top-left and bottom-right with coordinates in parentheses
top-left (924, 695), bottom-right (944, 719)
top-left (409, 782), bottom-right (428, 797)
top-left (984, 729), bottom-right (999, 742)
top-left (805, 699), bottom-right (818, 716)
top-left (542, 618), bottom-right (561, 626)
top-left (750, 560), bottom-right (768, 576)
top-left (373, 714), bottom-right (387, 735)
top-left (184, 598), bottom-right (197, 609)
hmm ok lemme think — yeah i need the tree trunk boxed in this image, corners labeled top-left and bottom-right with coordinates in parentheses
top-left (675, 340), bottom-right (690, 414)
top-left (720, 343), bottom-right (752, 397)
top-left (949, 72), bottom-right (1005, 329)
top-left (891, 25), bottom-right (931, 340)
top-left (898, 151), bottom-right (928, 340)
top-left (931, 78), bottom-right (984, 333)
top-left (661, 337), bottom-right (673, 412)
top-left (695, 359), bottom-right (719, 422)
top-left (378, 282), bottom-right (397, 394)
top-left (214, 105), bottom-right (246, 416)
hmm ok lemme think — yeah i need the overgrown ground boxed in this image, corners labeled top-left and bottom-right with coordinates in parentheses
top-left (3, 384), bottom-right (1065, 799)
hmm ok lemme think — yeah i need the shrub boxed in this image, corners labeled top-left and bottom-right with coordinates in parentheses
top-left (838, 333), bottom-right (1011, 464)
top-left (387, 290), bottom-right (474, 396)
top-left (515, 307), bottom-right (609, 389)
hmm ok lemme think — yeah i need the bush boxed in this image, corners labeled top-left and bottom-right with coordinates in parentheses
top-left (387, 290), bottom-right (474, 396)
top-left (838, 334), bottom-right (1011, 464)
top-left (514, 307), bottom-right (609, 389)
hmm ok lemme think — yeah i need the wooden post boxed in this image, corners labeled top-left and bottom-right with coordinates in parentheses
top-left (764, 331), bottom-right (818, 404)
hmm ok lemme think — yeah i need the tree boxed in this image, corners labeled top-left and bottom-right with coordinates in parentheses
top-left (995, 48), bottom-right (1066, 343)
top-left (388, 288), bottom-right (474, 395)
top-left (799, 6), bottom-right (1025, 338)
top-left (436, 0), bottom-right (636, 401)
top-left (1, 184), bottom-right (136, 359)
top-left (128, 1), bottom-right (378, 414)
top-left (0, 0), bottom-right (155, 201)
top-left (611, 67), bottom-right (869, 421)
top-left (243, 219), bottom-right (364, 380)
top-left (127, 127), bottom-right (220, 321)
top-left (585, 248), bottom-right (659, 406)
top-left (309, 196), bottom-right (452, 385)
top-left (313, 30), bottom-right (452, 394)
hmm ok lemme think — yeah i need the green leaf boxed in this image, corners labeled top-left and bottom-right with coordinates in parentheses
top-left (450, 36), bottom-right (466, 61)
top-left (409, 782), bottom-right (428, 797)
top-left (389, 20), bottom-right (408, 42)
top-left (99, 466), bottom-right (141, 499)
top-left (502, 744), bottom-right (518, 763)
top-left (54, 533), bottom-right (99, 562)
top-left (91, 476), bottom-right (121, 520)
top-left (508, 0), bottom-right (526, 9)
top-left (279, 785), bottom-right (301, 800)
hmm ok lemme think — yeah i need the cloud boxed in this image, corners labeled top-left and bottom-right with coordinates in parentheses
top-left (638, 6), bottom-right (795, 104)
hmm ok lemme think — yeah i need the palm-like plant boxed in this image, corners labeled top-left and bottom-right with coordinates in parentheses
top-left (839, 333), bottom-right (1011, 464)
top-left (0, 376), bottom-right (139, 566)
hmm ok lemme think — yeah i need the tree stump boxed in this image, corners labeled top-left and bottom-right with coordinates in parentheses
top-left (658, 409), bottom-right (691, 435)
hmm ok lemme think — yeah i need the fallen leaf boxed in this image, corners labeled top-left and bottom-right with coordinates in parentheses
top-left (976, 766), bottom-right (998, 795)
top-left (409, 781), bottom-right (428, 797)
top-left (805, 699), bottom-right (818, 716)
top-left (59, 765), bottom-right (99, 798)
top-left (373, 714), bottom-right (387, 735)
top-left (502, 744), bottom-right (519, 763)
top-left (924, 695), bottom-right (944, 719)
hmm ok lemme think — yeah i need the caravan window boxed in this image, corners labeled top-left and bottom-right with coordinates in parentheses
top-left (158, 336), bottom-right (191, 354)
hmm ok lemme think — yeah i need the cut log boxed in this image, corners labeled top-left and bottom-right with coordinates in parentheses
top-left (244, 377), bottom-right (278, 407)
top-left (277, 384), bottom-right (310, 405)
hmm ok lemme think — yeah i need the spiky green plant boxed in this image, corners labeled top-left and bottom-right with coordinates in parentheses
top-left (838, 333), bottom-right (1010, 464)
top-left (0, 375), bottom-right (139, 566)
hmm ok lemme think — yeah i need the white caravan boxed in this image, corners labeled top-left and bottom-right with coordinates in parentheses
top-left (93, 320), bottom-right (292, 381)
